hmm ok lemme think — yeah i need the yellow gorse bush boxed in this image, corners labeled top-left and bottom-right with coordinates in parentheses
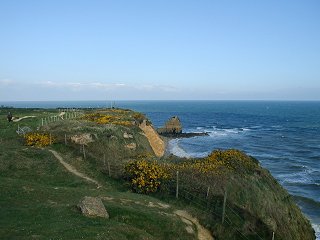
top-left (124, 159), bottom-right (169, 194)
top-left (24, 132), bottom-right (53, 147)
top-left (163, 149), bottom-right (257, 175)
top-left (82, 113), bottom-right (133, 126)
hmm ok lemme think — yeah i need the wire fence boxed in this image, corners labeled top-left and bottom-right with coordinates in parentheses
top-left (38, 108), bottom-right (84, 128)
top-left (78, 144), bottom-right (272, 239)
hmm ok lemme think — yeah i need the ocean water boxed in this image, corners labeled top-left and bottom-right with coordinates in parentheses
top-left (2, 100), bottom-right (319, 238)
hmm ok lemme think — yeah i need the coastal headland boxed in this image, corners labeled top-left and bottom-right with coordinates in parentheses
top-left (0, 107), bottom-right (315, 239)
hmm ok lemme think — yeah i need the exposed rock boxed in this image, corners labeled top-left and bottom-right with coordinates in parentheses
top-left (71, 133), bottom-right (94, 145)
top-left (158, 116), bottom-right (182, 134)
top-left (123, 132), bottom-right (133, 139)
top-left (139, 123), bottom-right (165, 157)
top-left (125, 143), bottom-right (136, 150)
top-left (78, 196), bottom-right (109, 218)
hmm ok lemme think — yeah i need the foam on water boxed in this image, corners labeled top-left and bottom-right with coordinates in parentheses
top-left (167, 139), bottom-right (191, 158)
top-left (312, 224), bottom-right (320, 239)
top-left (277, 168), bottom-right (318, 186)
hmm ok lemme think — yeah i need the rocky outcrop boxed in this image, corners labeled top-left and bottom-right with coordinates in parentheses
top-left (158, 116), bottom-right (182, 134)
top-left (78, 196), bottom-right (109, 218)
top-left (71, 133), bottom-right (94, 145)
top-left (123, 132), bottom-right (133, 139)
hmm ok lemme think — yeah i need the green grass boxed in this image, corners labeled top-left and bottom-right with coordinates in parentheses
top-left (0, 108), bottom-right (196, 240)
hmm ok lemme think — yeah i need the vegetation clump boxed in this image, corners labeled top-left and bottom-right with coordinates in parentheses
top-left (124, 159), bottom-right (169, 194)
top-left (163, 149), bottom-right (258, 175)
top-left (24, 132), bottom-right (53, 147)
top-left (82, 113), bottom-right (133, 126)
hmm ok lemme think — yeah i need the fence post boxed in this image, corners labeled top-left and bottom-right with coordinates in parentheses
top-left (103, 154), bottom-right (111, 177)
top-left (176, 171), bottom-right (179, 199)
top-left (206, 186), bottom-right (210, 199)
top-left (41, 118), bottom-right (44, 126)
top-left (64, 134), bottom-right (67, 145)
top-left (82, 145), bottom-right (86, 159)
top-left (272, 232), bottom-right (275, 240)
top-left (50, 133), bottom-right (52, 145)
top-left (222, 188), bottom-right (227, 224)
top-left (107, 161), bottom-right (111, 177)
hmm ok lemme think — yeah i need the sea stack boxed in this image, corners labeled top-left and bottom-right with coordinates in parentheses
top-left (158, 116), bottom-right (182, 134)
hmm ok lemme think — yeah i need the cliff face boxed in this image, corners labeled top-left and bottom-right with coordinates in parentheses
top-left (226, 167), bottom-right (315, 240)
top-left (139, 120), bottom-right (165, 157)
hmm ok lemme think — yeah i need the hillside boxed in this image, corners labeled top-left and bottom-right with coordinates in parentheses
top-left (0, 107), bottom-right (315, 239)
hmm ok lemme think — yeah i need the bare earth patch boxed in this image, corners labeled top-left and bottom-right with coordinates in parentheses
top-left (174, 210), bottom-right (214, 240)
top-left (102, 196), bottom-right (213, 240)
top-left (13, 116), bottom-right (36, 122)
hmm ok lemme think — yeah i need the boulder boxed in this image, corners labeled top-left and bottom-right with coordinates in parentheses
top-left (123, 132), bottom-right (133, 139)
top-left (71, 133), bottom-right (94, 145)
top-left (125, 143), bottom-right (136, 150)
top-left (78, 196), bottom-right (109, 218)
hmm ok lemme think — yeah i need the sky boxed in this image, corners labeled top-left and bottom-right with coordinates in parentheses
top-left (0, 0), bottom-right (319, 101)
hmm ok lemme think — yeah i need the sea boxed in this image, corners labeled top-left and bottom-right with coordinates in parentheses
top-left (2, 100), bottom-right (319, 238)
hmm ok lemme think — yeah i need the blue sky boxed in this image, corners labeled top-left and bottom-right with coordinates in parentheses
top-left (0, 0), bottom-right (319, 101)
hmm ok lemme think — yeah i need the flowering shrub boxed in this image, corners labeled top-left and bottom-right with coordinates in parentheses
top-left (124, 159), bottom-right (169, 194)
top-left (207, 149), bottom-right (257, 172)
top-left (163, 149), bottom-right (257, 175)
top-left (24, 132), bottom-right (53, 147)
top-left (82, 113), bottom-right (132, 126)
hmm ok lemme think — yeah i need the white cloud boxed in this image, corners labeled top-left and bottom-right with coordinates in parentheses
top-left (37, 81), bottom-right (179, 93)
top-left (134, 84), bottom-right (179, 92)
top-left (0, 79), bottom-right (14, 86)
top-left (38, 81), bottom-right (128, 90)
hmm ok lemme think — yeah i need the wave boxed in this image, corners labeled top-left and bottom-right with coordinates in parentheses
top-left (277, 170), bottom-right (315, 185)
top-left (312, 224), bottom-right (320, 240)
top-left (167, 139), bottom-right (192, 158)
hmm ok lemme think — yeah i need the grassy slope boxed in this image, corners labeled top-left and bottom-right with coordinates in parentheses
top-left (0, 108), bottom-right (194, 240)
top-left (0, 107), bottom-right (315, 240)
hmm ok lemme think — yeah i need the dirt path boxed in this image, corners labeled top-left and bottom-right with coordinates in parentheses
top-left (13, 116), bottom-right (36, 122)
top-left (174, 210), bottom-right (214, 240)
top-left (49, 149), bottom-right (102, 188)
top-left (139, 124), bottom-right (165, 157)
top-left (101, 196), bottom-right (213, 240)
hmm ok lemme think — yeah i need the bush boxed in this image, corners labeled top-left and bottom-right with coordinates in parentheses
top-left (124, 159), bottom-right (169, 194)
top-left (24, 132), bottom-right (53, 147)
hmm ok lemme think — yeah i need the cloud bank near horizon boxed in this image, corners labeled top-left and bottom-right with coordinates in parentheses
top-left (1, 79), bottom-right (319, 101)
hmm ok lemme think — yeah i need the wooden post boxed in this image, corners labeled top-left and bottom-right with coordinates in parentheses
top-left (176, 171), bottom-right (179, 199)
top-left (107, 161), bottom-right (111, 177)
top-left (82, 145), bottom-right (86, 159)
top-left (272, 232), bottom-right (275, 240)
top-left (49, 133), bottom-right (52, 145)
top-left (64, 134), bottom-right (67, 145)
top-left (222, 188), bottom-right (227, 224)
top-left (41, 118), bottom-right (44, 126)
top-left (206, 186), bottom-right (210, 199)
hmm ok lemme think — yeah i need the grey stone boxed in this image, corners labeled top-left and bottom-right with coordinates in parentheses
top-left (78, 196), bottom-right (109, 218)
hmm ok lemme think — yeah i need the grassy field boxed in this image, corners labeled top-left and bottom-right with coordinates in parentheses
top-left (0, 108), bottom-right (196, 240)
